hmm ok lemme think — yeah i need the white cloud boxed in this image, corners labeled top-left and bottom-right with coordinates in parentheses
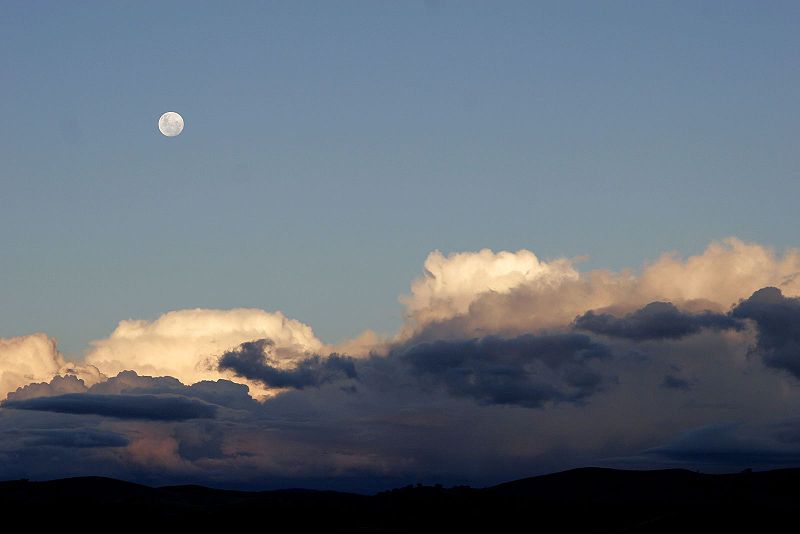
top-left (84, 308), bottom-right (324, 397)
top-left (0, 333), bottom-right (102, 400)
top-left (398, 238), bottom-right (800, 339)
top-left (638, 237), bottom-right (800, 306)
top-left (401, 248), bottom-right (579, 329)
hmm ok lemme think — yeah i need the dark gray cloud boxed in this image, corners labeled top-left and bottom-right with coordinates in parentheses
top-left (635, 423), bottom-right (800, 468)
top-left (91, 370), bottom-right (257, 410)
top-left (218, 339), bottom-right (358, 389)
top-left (396, 333), bottom-right (611, 408)
top-left (21, 428), bottom-right (130, 448)
top-left (661, 374), bottom-right (691, 391)
top-left (9, 370), bottom-right (257, 411)
top-left (184, 379), bottom-right (257, 410)
top-left (574, 301), bottom-right (741, 341)
top-left (4, 286), bottom-right (800, 489)
top-left (732, 287), bottom-right (800, 379)
top-left (89, 371), bottom-right (184, 395)
top-left (3, 393), bottom-right (217, 421)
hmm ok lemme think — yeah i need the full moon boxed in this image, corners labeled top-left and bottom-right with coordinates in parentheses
top-left (158, 111), bottom-right (184, 137)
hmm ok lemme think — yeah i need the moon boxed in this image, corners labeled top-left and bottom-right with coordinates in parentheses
top-left (158, 112), bottom-right (184, 137)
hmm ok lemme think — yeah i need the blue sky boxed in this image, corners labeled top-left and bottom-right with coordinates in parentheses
top-left (1, 1), bottom-right (799, 356)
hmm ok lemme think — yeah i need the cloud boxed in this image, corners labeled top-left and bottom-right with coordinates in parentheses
top-left (574, 301), bottom-right (742, 341)
top-left (401, 248), bottom-right (579, 329)
top-left (0, 333), bottom-right (103, 400)
top-left (218, 339), bottom-right (358, 389)
top-left (20, 428), bottom-right (130, 449)
top-left (732, 287), bottom-right (800, 379)
top-left (181, 380), bottom-right (257, 410)
top-left (88, 370), bottom-right (186, 395)
top-left (6, 374), bottom-right (89, 401)
top-left (396, 333), bottom-right (611, 408)
top-left (3, 393), bottom-right (217, 421)
top-left (9, 369), bottom-right (257, 410)
top-left (2, 238), bottom-right (800, 489)
top-left (92, 370), bottom-right (258, 410)
top-left (628, 423), bottom-right (800, 469)
top-left (84, 308), bottom-right (325, 396)
top-left (398, 238), bottom-right (800, 341)
top-left (661, 374), bottom-right (691, 391)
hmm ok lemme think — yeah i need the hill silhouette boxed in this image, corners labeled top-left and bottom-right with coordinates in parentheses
top-left (2, 467), bottom-right (798, 531)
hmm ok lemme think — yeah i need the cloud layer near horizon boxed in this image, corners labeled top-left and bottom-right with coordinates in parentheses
top-left (2, 237), bottom-right (800, 489)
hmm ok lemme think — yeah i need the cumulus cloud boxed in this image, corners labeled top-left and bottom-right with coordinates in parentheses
top-left (3, 393), bottom-right (218, 421)
top-left (0, 333), bottom-right (103, 400)
top-left (638, 239), bottom-right (800, 306)
top-left (396, 333), bottom-right (611, 408)
top-left (6, 374), bottom-right (89, 401)
top-left (84, 308), bottom-right (324, 396)
top-left (574, 302), bottom-right (742, 341)
top-left (179, 380), bottom-right (257, 410)
top-left (92, 371), bottom-right (257, 410)
top-left (401, 248), bottom-right (579, 329)
top-left (399, 238), bottom-right (800, 341)
top-left (218, 339), bottom-right (358, 390)
top-left (8, 369), bottom-right (257, 411)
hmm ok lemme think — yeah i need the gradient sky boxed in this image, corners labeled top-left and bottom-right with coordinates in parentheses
top-left (2, 1), bottom-right (799, 355)
top-left (5, 2), bottom-right (800, 491)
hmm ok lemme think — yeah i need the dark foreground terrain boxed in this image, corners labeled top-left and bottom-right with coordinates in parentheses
top-left (2, 467), bottom-right (798, 531)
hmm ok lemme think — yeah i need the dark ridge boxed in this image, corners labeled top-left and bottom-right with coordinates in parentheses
top-left (487, 466), bottom-right (706, 499)
top-left (4, 468), bottom-right (800, 530)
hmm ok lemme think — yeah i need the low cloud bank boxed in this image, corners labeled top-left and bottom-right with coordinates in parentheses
top-left (1, 238), bottom-right (800, 487)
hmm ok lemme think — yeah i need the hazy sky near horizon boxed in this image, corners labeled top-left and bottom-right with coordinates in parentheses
top-left (2, 1), bottom-right (799, 355)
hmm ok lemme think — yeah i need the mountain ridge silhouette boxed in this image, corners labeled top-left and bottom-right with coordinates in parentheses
top-left (3, 467), bottom-right (798, 530)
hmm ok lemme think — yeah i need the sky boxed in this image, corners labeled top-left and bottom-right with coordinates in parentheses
top-left (1, 1), bottom-right (800, 491)
top-left (2, 1), bottom-right (799, 354)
